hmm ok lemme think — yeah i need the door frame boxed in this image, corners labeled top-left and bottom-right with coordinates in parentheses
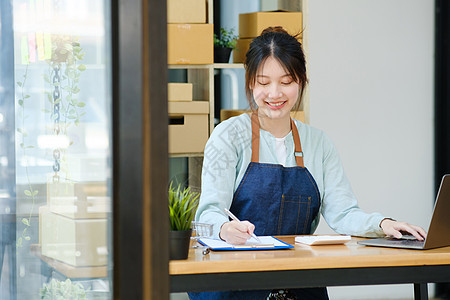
top-left (112, 0), bottom-right (169, 298)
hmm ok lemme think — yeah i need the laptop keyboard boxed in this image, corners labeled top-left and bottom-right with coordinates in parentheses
top-left (386, 237), bottom-right (425, 248)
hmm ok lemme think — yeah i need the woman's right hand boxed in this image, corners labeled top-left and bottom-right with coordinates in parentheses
top-left (219, 220), bottom-right (256, 245)
top-left (380, 218), bottom-right (427, 241)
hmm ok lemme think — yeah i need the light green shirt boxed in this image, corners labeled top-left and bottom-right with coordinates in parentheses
top-left (196, 113), bottom-right (385, 239)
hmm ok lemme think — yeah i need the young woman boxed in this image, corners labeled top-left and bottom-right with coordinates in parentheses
top-left (189, 27), bottom-right (426, 300)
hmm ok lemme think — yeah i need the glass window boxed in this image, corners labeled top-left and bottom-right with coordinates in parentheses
top-left (1, 0), bottom-right (112, 299)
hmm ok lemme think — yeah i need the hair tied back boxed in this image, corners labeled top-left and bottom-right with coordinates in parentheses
top-left (260, 26), bottom-right (301, 40)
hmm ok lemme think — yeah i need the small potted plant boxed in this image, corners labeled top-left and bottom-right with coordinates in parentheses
top-left (213, 27), bottom-right (238, 63)
top-left (168, 182), bottom-right (200, 260)
top-left (40, 279), bottom-right (87, 300)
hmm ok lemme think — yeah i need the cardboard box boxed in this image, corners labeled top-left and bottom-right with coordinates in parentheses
top-left (168, 83), bottom-right (193, 101)
top-left (40, 206), bottom-right (107, 267)
top-left (169, 101), bottom-right (209, 153)
top-left (233, 36), bottom-right (302, 63)
top-left (47, 179), bottom-right (110, 219)
top-left (233, 38), bottom-right (253, 63)
top-left (220, 109), bottom-right (248, 122)
top-left (239, 11), bottom-right (303, 38)
top-left (168, 100), bottom-right (209, 114)
top-left (65, 153), bottom-right (109, 182)
top-left (167, 0), bottom-right (206, 24)
top-left (290, 110), bottom-right (305, 123)
top-left (168, 24), bottom-right (213, 64)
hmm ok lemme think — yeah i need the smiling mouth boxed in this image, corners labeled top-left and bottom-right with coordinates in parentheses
top-left (265, 100), bottom-right (287, 108)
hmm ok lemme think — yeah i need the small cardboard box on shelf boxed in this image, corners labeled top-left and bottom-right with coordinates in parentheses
top-left (40, 206), bottom-right (107, 267)
top-left (168, 24), bottom-right (213, 64)
top-left (167, 0), bottom-right (206, 24)
top-left (239, 11), bottom-right (303, 39)
top-left (65, 153), bottom-right (108, 182)
top-left (290, 110), bottom-right (305, 122)
top-left (168, 83), bottom-right (193, 101)
top-left (169, 101), bottom-right (209, 154)
top-left (47, 179), bottom-right (109, 219)
top-left (233, 38), bottom-right (252, 63)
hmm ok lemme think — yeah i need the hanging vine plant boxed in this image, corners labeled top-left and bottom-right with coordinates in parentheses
top-left (16, 34), bottom-right (86, 247)
top-left (43, 35), bottom-right (87, 132)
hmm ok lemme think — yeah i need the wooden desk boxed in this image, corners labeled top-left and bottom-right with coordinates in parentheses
top-left (170, 237), bottom-right (450, 300)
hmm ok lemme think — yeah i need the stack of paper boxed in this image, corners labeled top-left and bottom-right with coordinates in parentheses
top-left (295, 235), bottom-right (351, 246)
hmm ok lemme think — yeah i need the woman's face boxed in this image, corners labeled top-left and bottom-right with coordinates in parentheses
top-left (252, 56), bottom-right (300, 120)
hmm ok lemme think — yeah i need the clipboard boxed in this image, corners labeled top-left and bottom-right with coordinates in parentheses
top-left (198, 236), bottom-right (294, 251)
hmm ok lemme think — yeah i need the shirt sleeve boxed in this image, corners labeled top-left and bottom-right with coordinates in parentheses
top-left (195, 120), bottom-right (240, 239)
top-left (319, 132), bottom-right (386, 237)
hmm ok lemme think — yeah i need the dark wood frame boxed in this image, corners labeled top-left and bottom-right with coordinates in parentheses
top-left (112, 0), bottom-right (169, 299)
top-left (435, 0), bottom-right (450, 297)
top-left (435, 0), bottom-right (450, 183)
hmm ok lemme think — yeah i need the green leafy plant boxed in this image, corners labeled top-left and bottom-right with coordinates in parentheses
top-left (43, 35), bottom-right (87, 131)
top-left (16, 64), bottom-right (38, 248)
top-left (168, 183), bottom-right (200, 231)
top-left (15, 34), bottom-right (86, 248)
top-left (40, 279), bottom-right (87, 300)
top-left (213, 27), bottom-right (238, 49)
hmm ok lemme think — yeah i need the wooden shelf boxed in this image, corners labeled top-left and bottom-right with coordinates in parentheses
top-left (30, 244), bottom-right (107, 279)
top-left (168, 64), bottom-right (211, 69)
top-left (213, 63), bottom-right (244, 69)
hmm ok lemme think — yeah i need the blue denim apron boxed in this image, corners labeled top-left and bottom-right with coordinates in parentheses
top-left (189, 112), bottom-right (328, 300)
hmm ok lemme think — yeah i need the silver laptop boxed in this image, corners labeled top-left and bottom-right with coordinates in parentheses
top-left (357, 174), bottom-right (450, 250)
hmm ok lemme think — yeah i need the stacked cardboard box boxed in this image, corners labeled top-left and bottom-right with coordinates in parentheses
top-left (234, 11), bottom-right (303, 63)
top-left (168, 82), bottom-right (209, 153)
top-left (167, 0), bottom-right (213, 64)
top-left (40, 177), bottom-right (110, 267)
top-left (169, 101), bottom-right (209, 153)
top-left (167, 0), bottom-right (210, 153)
top-left (168, 83), bottom-right (193, 101)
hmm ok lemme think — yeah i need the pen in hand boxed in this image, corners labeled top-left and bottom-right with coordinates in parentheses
top-left (224, 208), bottom-right (261, 243)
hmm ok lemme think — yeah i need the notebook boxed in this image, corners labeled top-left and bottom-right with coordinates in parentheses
top-left (357, 174), bottom-right (450, 250)
top-left (198, 236), bottom-right (294, 251)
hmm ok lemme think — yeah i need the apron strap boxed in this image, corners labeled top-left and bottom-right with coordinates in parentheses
top-left (291, 118), bottom-right (304, 167)
top-left (251, 112), bottom-right (260, 163)
top-left (251, 111), bottom-right (305, 168)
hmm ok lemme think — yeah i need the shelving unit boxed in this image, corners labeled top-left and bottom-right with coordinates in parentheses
top-left (168, 0), bottom-right (308, 188)
top-left (168, 63), bottom-right (244, 188)
top-left (168, 63), bottom-right (244, 140)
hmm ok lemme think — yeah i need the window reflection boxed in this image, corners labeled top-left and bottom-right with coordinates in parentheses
top-left (0, 0), bottom-right (112, 299)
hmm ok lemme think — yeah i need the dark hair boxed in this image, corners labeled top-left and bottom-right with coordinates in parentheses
top-left (244, 26), bottom-right (308, 111)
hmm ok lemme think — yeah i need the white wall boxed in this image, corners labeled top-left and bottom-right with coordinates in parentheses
top-left (308, 0), bottom-right (435, 299)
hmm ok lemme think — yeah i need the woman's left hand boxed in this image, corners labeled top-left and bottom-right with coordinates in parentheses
top-left (380, 218), bottom-right (427, 241)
